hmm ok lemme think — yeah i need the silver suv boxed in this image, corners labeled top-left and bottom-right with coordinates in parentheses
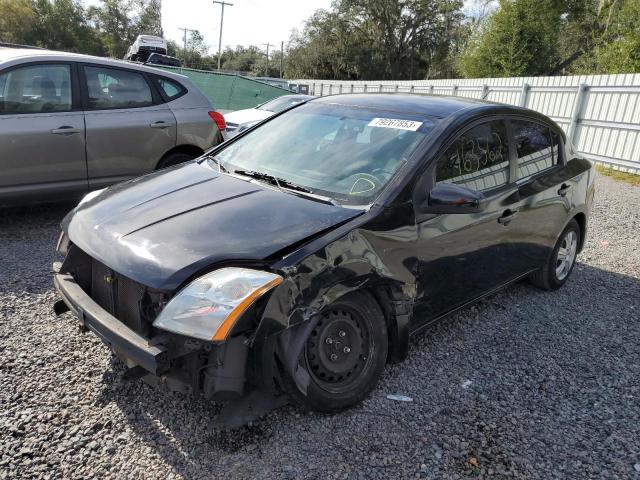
top-left (0, 47), bottom-right (225, 204)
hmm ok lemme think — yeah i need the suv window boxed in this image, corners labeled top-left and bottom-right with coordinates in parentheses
top-left (512, 120), bottom-right (556, 180)
top-left (436, 120), bottom-right (510, 192)
top-left (0, 64), bottom-right (71, 114)
top-left (84, 66), bottom-right (152, 110)
top-left (154, 76), bottom-right (185, 100)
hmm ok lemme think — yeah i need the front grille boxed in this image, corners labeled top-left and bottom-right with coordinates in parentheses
top-left (90, 258), bottom-right (149, 336)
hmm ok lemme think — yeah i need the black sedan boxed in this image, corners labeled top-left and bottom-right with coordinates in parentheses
top-left (53, 94), bottom-right (595, 413)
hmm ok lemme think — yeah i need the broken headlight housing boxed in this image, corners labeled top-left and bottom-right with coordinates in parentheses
top-left (152, 268), bottom-right (282, 342)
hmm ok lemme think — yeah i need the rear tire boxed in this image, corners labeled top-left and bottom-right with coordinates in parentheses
top-left (530, 219), bottom-right (580, 291)
top-left (283, 291), bottom-right (388, 413)
top-left (156, 152), bottom-right (196, 170)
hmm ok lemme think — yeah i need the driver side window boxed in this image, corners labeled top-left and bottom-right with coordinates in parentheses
top-left (436, 120), bottom-right (510, 192)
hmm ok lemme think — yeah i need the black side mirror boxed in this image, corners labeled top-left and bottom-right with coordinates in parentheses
top-left (426, 183), bottom-right (485, 214)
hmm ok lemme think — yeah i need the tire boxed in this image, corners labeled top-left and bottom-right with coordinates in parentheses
top-left (156, 152), bottom-right (196, 170)
top-left (283, 291), bottom-right (388, 413)
top-left (530, 219), bottom-right (581, 290)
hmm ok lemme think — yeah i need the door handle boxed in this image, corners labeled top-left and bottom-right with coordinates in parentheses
top-left (150, 121), bottom-right (171, 128)
top-left (498, 209), bottom-right (518, 225)
top-left (51, 126), bottom-right (80, 135)
top-left (558, 183), bottom-right (572, 197)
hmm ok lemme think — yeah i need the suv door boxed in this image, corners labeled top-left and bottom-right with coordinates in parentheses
top-left (80, 64), bottom-right (177, 188)
top-left (0, 62), bottom-right (86, 203)
top-left (507, 119), bottom-right (575, 271)
top-left (413, 119), bottom-right (524, 323)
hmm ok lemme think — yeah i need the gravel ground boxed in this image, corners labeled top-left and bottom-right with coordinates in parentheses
top-left (1, 174), bottom-right (639, 480)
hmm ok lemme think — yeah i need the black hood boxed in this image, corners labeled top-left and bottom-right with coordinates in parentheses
top-left (64, 162), bottom-right (361, 290)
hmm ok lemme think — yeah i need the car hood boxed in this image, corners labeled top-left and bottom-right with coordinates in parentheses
top-left (64, 162), bottom-right (361, 290)
top-left (224, 108), bottom-right (273, 125)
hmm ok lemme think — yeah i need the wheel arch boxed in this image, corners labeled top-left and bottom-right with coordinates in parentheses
top-left (155, 144), bottom-right (205, 170)
top-left (572, 211), bottom-right (587, 253)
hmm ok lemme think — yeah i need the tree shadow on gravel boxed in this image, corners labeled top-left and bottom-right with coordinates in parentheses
top-left (89, 262), bottom-right (639, 478)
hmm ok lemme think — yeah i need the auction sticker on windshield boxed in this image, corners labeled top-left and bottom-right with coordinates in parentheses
top-left (368, 118), bottom-right (423, 131)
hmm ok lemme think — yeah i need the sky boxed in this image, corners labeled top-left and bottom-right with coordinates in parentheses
top-left (86, 0), bottom-right (333, 54)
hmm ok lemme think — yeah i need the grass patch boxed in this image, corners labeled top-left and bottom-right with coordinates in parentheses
top-left (596, 164), bottom-right (640, 186)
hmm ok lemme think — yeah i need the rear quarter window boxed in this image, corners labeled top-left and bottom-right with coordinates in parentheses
top-left (154, 77), bottom-right (186, 101)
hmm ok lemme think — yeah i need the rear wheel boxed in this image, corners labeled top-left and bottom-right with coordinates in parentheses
top-left (156, 152), bottom-right (196, 170)
top-left (530, 219), bottom-right (580, 290)
top-left (283, 292), bottom-right (388, 412)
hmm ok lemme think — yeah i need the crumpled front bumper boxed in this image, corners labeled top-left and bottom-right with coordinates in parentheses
top-left (53, 269), bottom-right (170, 376)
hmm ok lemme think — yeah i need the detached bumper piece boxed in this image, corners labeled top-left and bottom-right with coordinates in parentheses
top-left (53, 272), bottom-right (169, 375)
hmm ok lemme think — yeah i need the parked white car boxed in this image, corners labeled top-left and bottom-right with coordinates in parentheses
top-left (224, 94), bottom-right (313, 138)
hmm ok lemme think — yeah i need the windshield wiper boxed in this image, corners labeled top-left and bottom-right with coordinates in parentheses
top-left (233, 169), bottom-right (311, 193)
top-left (232, 169), bottom-right (339, 205)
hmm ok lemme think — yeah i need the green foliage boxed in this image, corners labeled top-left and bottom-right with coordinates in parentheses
top-left (589, 0), bottom-right (640, 73)
top-left (0, 0), bottom-right (162, 59)
top-left (285, 0), bottom-right (465, 80)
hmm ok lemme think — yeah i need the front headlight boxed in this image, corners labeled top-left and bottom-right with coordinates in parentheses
top-left (152, 268), bottom-right (282, 342)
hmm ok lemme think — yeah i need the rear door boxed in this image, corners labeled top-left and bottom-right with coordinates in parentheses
top-left (80, 64), bottom-right (177, 188)
top-left (0, 62), bottom-right (86, 203)
top-left (414, 119), bottom-right (524, 322)
top-left (507, 118), bottom-right (573, 271)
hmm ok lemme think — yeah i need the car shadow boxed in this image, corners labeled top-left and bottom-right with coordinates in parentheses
top-left (90, 262), bottom-right (639, 478)
top-left (0, 202), bottom-right (75, 295)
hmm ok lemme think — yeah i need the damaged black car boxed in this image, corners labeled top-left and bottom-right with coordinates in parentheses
top-left (53, 94), bottom-right (595, 413)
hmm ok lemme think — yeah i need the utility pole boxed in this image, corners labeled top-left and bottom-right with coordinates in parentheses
top-left (279, 40), bottom-right (283, 79)
top-left (261, 42), bottom-right (270, 76)
top-left (213, 1), bottom-right (233, 71)
top-left (178, 27), bottom-right (195, 65)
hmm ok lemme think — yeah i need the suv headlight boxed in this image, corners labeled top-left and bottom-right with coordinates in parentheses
top-left (152, 268), bottom-right (282, 342)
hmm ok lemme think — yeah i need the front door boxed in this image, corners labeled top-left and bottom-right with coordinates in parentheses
top-left (413, 119), bottom-right (523, 324)
top-left (81, 64), bottom-right (176, 188)
top-left (0, 63), bottom-right (86, 203)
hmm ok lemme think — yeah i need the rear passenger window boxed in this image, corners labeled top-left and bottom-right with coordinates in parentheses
top-left (512, 120), bottom-right (557, 179)
top-left (84, 66), bottom-right (152, 110)
top-left (436, 120), bottom-right (510, 192)
top-left (154, 77), bottom-right (185, 100)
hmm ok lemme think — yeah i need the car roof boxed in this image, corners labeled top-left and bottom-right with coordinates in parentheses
top-left (311, 93), bottom-right (519, 119)
top-left (0, 47), bottom-right (188, 80)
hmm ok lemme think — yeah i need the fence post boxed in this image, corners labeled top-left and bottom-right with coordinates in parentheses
top-left (410, 85), bottom-right (415, 93)
top-left (379, 84), bottom-right (383, 93)
top-left (351, 84), bottom-right (354, 93)
top-left (452, 85), bottom-right (458, 96)
top-left (364, 84), bottom-right (368, 93)
top-left (568, 83), bottom-right (589, 146)
top-left (320, 84), bottom-right (324, 96)
top-left (429, 85), bottom-right (434, 95)
top-left (312, 82), bottom-right (316, 95)
top-left (395, 84), bottom-right (399, 93)
top-left (519, 82), bottom-right (530, 107)
top-left (329, 84), bottom-right (333, 95)
top-left (339, 84), bottom-right (343, 94)
top-left (481, 84), bottom-right (489, 100)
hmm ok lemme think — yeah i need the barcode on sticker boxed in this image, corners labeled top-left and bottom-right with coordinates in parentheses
top-left (368, 118), bottom-right (423, 131)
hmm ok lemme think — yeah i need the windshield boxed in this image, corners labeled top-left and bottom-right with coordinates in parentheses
top-left (257, 95), bottom-right (311, 113)
top-left (213, 102), bottom-right (434, 206)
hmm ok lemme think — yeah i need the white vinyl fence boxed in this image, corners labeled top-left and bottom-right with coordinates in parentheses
top-left (292, 74), bottom-right (640, 174)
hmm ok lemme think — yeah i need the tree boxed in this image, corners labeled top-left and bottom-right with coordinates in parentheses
top-left (0, 0), bottom-right (37, 45)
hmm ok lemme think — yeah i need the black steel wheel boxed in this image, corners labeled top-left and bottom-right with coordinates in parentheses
top-left (283, 291), bottom-right (388, 412)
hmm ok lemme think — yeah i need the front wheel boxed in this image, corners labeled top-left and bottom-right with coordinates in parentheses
top-left (530, 219), bottom-right (580, 290)
top-left (283, 292), bottom-right (388, 413)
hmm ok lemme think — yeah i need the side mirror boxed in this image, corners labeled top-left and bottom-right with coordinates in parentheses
top-left (426, 183), bottom-right (485, 214)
